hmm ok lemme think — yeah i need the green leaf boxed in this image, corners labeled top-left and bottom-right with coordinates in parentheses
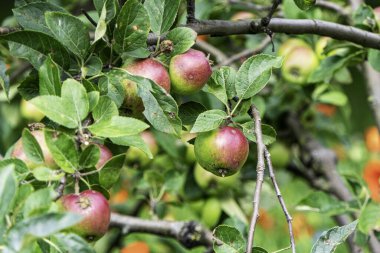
top-left (38, 56), bottom-right (61, 96)
top-left (178, 101), bottom-right (207, 126)
top-left (204, 66), bottom-right (236, 102)
top-left (89, 116), bottom-right (149, 138)
top-left (220, 198), bottom-right (248, 224)
top-left (241, 122), bottom-right (276, 145)
top-left (293, 0), bottom-right (316, 10)
top-left (32, 166), bottom-right (64, 181)
top-left (1, 31), bottom-right (71, 68)
top-left (22, 128), bottom-right (44, 164)
top-left (311, 220), bottom-right (358, 253)
top-left (0, 165), bottom-right (17, 220)
top-left (144, 0), bottom-right (181, 34)
top-left (61, 79), bottom-right (89, 123)
top-left (213, 225), bottom-right (245, 253)
top-left (79, 145), bottom-right (100, 168)
top-left (99, 154), bottom-right (125, 188)
top-left (45, 12), bottom-right (90, 59)
top-left (93, 0), bottom-right (118, 23)
top-left (113, 0), bottom-right (150, 54)
top-left (93, 4), bottom-right (107, 44)
top-left (23, 188), bottom-right (57, 218)
top-left (236, 54), bottom-right (282, 99)
top-left (297, 191), bottom-right (349, 216)
top-left (92, 96), bottom-right (118, 122)
top-left (88, 91), bottom-right (100, 112)
top-left (0, 60), bottom-right (10, 101)
top-left (368, 49), bottom-right (380, 72)
top-left (358, 203), bottom-right (380, 233)
top-left (13, 2), bottom-right (67, 36)
top-left (82, 56), bottom-right (103, 77)
top-left (317, 91), bottom-right (348, 106)
top-left (44, 129), bottom-right (79, 173)
top-left (7, 213), bottom-right (82, 251)
top-left (98, 75), bottom-right (126, 108)
top-left (353, 4), bottom-right (376, 30)
top-left (191, 110), bottom-right (228, 133)
top-left (111, 135), bottom-right (153, 159)
top-left (53, 233), bottom-right (95, 253)
top-left (0, 159), bottom-right (29, 181)
top-left (166, 27), bottom-right (197, 56)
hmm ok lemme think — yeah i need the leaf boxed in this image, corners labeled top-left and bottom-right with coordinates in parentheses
top-left (178, 101), bottom-right (207, 126)
top-left (88, 116), bottom-right (149, 138)
top-left (23, 188), bottom-right (57, 217)
top-left (166, 27), bottom-right (197, 56)
top-left (82, 56), bottom-right (103, 77)
top-left (22, 128), bottom-right (44, 164)
top-left (79, 145), bottom-right (100, 168)
top-left (98, 75), bottom-right (126, 108)
top-left (353, 4), bottom-right (376, 30)
top-left (99, 154), bottom-right (125, 188)
top-left (204, 66), bottom-right (236, 104)
top-left (144, 0), bottom-right (181, 34)
top-left (213, 225), bottom-right (245, 253)
top-left (241, 122), bottom-right (276, 145)
top-left (368, 49), bottom-right (380, 72)
top-left (92, 96), bottom-right (118, 122)
top-left (32, 166), bottom-right (64, 181)
top-left (13, 2), bottom-right (67, 36)
top-left (88, 91), bottom-right (100, 112)
top-left (38, 56), bottom-right (61, 96)
top-left (0, 165), bottom-right (17, 220)
top-left (61, 79), bottom-right (89, 123)
top-left (0, 60), bottom-right (10, 101)
top-left (236, 54), bottom-right (282, 99)
top-left (190, 110), bottom-right (228, 133)
top-left (93, 0), bottom-right (118, 23)
top-left (7, 213), bottom-right (82, 251)
top-left (44, 129), bottom-right (79, 173)
top-left (53, 233), bottom-right (95, 253)
top-left (113, 0), bottom-right (150, 54)
top-left (111, 135), bottom-right (153, 159)
top-left (1, 31), bottom-right (71, 68)
top-left (220, 198), bottom-right (248, 224)
top-left (0, 159), bottom-right (29, 181)
top-left (293, 0), bottom-right (316, 10)
top-left (93, 4), bottom-right (107, 44)
top-left (358, 203), bottom-right (380, 233)
top-left (311, 220), bottom-right (358, 253)
top-left (317, 91), bottom-right (348, 106)
top-left (45, 11), bottom-right (90, 59)
top-left (297, 191), bottom-right (349, 216)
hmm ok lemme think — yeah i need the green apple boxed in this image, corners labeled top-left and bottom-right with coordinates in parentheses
top-left (268, 142), bottom-right (291, 169)
top-left (20, 99), bottom-right (45, 122)
top-left (278, 38), bottom-right (309, 57)
top-left (126, 131), bottom-right (158, 167)
top-left (201, 198), bottom-right (222, 228)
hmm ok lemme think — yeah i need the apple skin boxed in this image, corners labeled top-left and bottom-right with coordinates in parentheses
top-left (278, 38), bottom-right (308, 57)
top-left (268, 142), bottom-right (290, 169)
top-left (231, 11), bottom-right (255, 21)
top-left (11, 130), bottom-right (57, 169)
top-left (363, 160), bottom-right (380, 202)
top-left (58, 190), bottom-right (110, 241)
top-left (20, 99), bottom-right (45, 122)
top-left (122, 59), bottom-right (170, 117)
top-left (96, 144), bottom-right (113, 169)
top-left (201, 198), bottom-right (222, 228)
top-left (169, 49), bottom-right (212, 95)
top-left (365, 126), bottom-right (380, 153)
top-left (126, 131), bottom-right (159, 167)
top-left (194, 126), bottom-right (249, 177)
top-left (281, 45), bottom-right (319, 85)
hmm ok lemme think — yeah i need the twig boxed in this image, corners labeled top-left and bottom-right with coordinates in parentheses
top-left (315, 0), bottom-right (350, 18)
top-left (0, 27), bottom-right (17, 35)
top-left (264, 147), bottom-right (296, 253)
top-left (186, 0), bottom-right (197, 24)
top-left (109, 212), bottom-right (213, 249)
top-left (246, 105), bottom-right (266, 253)
top-left (55, 175), bottom-right (66, 200)
top-left (81, 9), bottom-right (97, 27)
top-left (194, 40), bottom-right (232, 68)
top-left (9, 62), bottom-right (32, 83)
top-left (215, 36), bottom-right (272, 68)
top-left (228, 0), bottom-right (272, 12)
top-left (364, 62), bottom-right (380, 131)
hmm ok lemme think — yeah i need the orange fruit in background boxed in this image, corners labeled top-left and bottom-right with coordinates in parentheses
top-left (365, 126), bottom-right (380, 152)
top-left (292, 214), bottom-right (314, 239)
top-left (121, 242), bottom-right (150, 253)
top-left (257, 208), bottom-right (275, 231)
top-left (316, 103), bottom-right (337, 117)
top-left (363, 160), bottom-right (380, 202)
top-left (197, 35), bottom-right (208, 42)
top-left (110, 189), bottom-right (129, 204)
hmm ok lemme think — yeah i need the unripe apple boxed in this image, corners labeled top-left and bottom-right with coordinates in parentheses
top-left (201, 198), bottom-right (221, 228)
top-left (268, 142), bottom-right (290, 169)
top-left (374, 7), bottom-right (380, 28)
top-left (278, 38), bottom-right (308, 57)
top-left (281, 45), bottom-right (319, 85)
top-left (11, 130), bottom-right (57, 169)
top-left (231, 11), bottom-right (255, 21)
top-left (126, 131), bottom-right (158, 167)
top-left (122, 59), bottom-right (170, 117)
top-left (169, 49), bottom-right (212, 95)
top-left (194, 126), bottom-right (249, 177)
top-left (96, 144), bottom-right (113, 169)
top-left (315, 37), bottom-right (330, 60)
top-left (20, 99), bottom-right (45, 122)
top-left (58, 190), bottom-right (110, 241)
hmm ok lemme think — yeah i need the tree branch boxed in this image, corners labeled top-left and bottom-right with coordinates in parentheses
top-left (315, 0), bottom-right (350, 18)
top-left (186, 0), bottom-right (197, 24)
top-left (228, 0), bottom-right (272, 12)
top-left (109, 213), bottom-right (213, 249)
top-left (364, 62), bottom-right (380, 131)
top-left (246, 105), bottom-right (266, 253)
top-left (194, 40), bottom-right (230, 65)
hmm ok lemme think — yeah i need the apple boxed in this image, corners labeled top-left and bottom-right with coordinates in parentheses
top-left (374, 7), bottom-right (380, 28)
top-left (315, 103), bottom-right (337, 117)
top-left (278, 38), bottom-right (309, 58)
top-left (365, 126), bottom-right (380, 153)
top-left (121, 242), bottom-right (150, 253)
top-left (20, 99), bottom-right (45, 122)
top-left (96, 144), bottom-right (113, 169)
top-left (126, 131), bottom-right (159, 167)
top-left (231, 11), bottom-right (255, 21)
top-left (315, 37), bottom-right (330, 60)
top-left (58, 190), bottom-right (110, 241)
top-left (363, 160), bottom-right (380, 202)
top-left (122, 58), bottom-right (170, 117)
top-left (11, 130), bottom-right (57, 169)
top-left (169, 49), bottom-right (212, 95)
top-left (281, 45), bottom-right (319, 85)
top-left (268, 142), bottom-right (290, 169)
top-left (194, 126), bottom-right (249, 177)
top-left (201, 198), bottom-right (222, 228)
